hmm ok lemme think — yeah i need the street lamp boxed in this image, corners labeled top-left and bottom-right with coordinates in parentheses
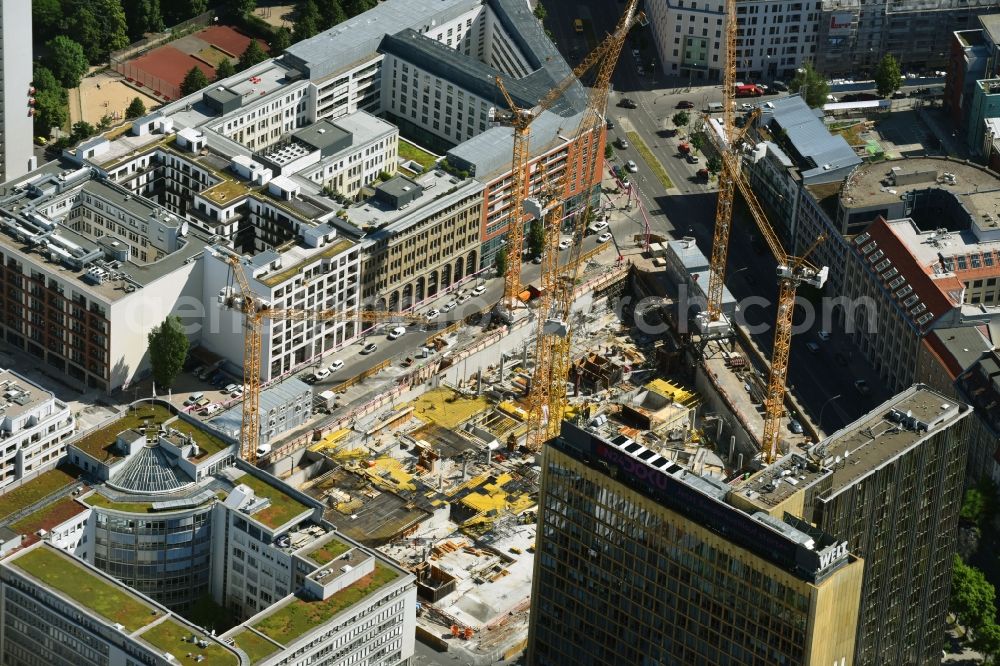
top-left (819, 394), bottom-right (842, 432)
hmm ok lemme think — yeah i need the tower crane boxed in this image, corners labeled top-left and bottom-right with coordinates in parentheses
top-left (494, 1), bottom-right (644, 310)
top-left (221, 252), bottom-right (428, 464)
top-left (497, 1), bottom-right (643, 448)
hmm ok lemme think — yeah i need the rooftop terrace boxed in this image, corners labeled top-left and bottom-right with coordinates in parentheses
top-left (11, 545), bottom-right (159, 632)
top-left (137, 618), bottom-right (238, 666)
top-left (256, 238), bottom-right (354, 287)
top-left (251, 561), bottom-right (399, 646)
top-left (237, 473), bottom-right (313, 529)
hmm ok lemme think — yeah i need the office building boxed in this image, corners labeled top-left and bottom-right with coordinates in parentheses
top-left (0, 398), bottom-right (416, 666)
top-left (944, 16), bottom-right (1000, 130)
top-left (0, 369), bottom-right (74, 487)
top-left (645, 0), bottom-right (819, 82)
top-left (814, 0), bottom-right (999, 77)
top-left (0, 0), bottom-right (34, 183)
top-left (739, 385), bottom-right (970, 665)
top-left (527, 421), bottom-right (865, 666)
top-left (956, 348), bottom-right (1000, 484)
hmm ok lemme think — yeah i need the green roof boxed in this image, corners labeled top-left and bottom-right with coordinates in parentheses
top-left (71, 403), bottom-right (232, 463)
top-left (0, 466), bottom-right (80, 521)
top-left (10, 497), bottom-right (86, 536)
top-left (138, 618), bottom-right (238, 666)
top-left (82, 491), bottom-right (224, 514)
top-left (237, 473), bottom-right (312, 529)
top-left (257, 239), bottom-right (355, 287)
top-left (252, 562), bottom-right (399, 646)
top-left (12, 546), bottom-right (158, 632)
top-left (305, 538), bottom-right (351, 566)
top-left (232, 629), bottom-right (281, 663)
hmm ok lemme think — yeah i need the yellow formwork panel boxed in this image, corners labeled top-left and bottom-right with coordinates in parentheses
top-left (645, 379), bottom-right (700, 407)
top-left (409, 388), bottom-right (490, 429)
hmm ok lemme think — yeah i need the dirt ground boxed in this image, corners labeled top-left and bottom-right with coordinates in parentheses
top-left (254, 4), bottom-right (296, 29)
top-left (73, 70), bottom-right (161, 126)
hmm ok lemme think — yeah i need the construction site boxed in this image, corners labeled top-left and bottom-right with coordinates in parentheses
top-left (213, 0), bottom-right (831, 661)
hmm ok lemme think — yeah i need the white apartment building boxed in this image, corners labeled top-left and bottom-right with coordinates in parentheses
top-left (202, 234), bottom-right (362, 382)
top-left (0, 0), bottom-right (34, 183)
top-left (0, 370), bottom-right (74, 487)
top-left (0, 166), bottom-right (205, 393)
top-left (647, 0), bottom-right (820, 82)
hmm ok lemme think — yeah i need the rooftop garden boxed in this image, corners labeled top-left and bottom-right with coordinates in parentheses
top-left (398, 140), bottom-right (438, 172)
top-left (0, 465), bottom-right (81, 521)
top-left (138, 618), bottom-right (237, 666)
top-left (14, 546), bottom-right (158, 632)
top-left (170, 418), bottom-right (232, 458)
top-left (252, 562), bottom-right (398, 646)
top-left (305, 539), bottom-right (351, 567)
top-left (237, 473), bottom-right (312, 529)
top-left (232, 629), bottom-right (280, 663)
top-left (201, 179), bottom-right (251, 206)
top-left (83, 490), bottom-right (226, 514)
top-left (71, 403), bottom-right (173, 461)
top-left (10, 497), bottom-right (86, 539)
top-left (258, 238), bottom-right (354, 287)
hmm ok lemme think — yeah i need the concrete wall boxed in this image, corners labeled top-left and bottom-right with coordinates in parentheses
top-left (692, 363), bottom-right (759, 466)
top-left (0, 0), bottom-right (34, 182)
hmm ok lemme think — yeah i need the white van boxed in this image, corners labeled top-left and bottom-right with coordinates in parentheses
top-left (200, 403), bottom-right (222, 417)
top-left (257, 443), bottom-right (272, 457)
top-left (707, 102), bottom-right (724, 113)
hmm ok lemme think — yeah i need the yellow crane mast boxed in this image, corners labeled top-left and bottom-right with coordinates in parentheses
top-left (511, 1), bottom-right (643, 448)
top-left (494, 5), bottom-right (642, 309)
top-left (702, 0), bottom-right (740, 327)
top-left (223, 253), bottom-right (428, 464)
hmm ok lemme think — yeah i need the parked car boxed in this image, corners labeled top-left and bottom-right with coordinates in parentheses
top-left (427, 308), bottom-right (440, 319)
top-left (771, 80), bottom-right (788, 91)
top-left (230, 387), bottom-right (244, 398)
top-left (313, 367), bottom-right (331, 382)
top-left (618, 97), bottom-right (637, 109)
top-left (471, 284), bottom-right (486, 296)
top-left (387, 326), bottom-right (406, 341)
top-left (328, 359), bottom-right (345, 372)
top-left (531, 256), bottom-right (543, 264)
top-left (200, 403), bottom-right (222, 417)
top-left (224, 383), bottom-right (239, 394)
top-left (184, 393), bottom-right (205, 406)
top-left (817, 330), bottom-right (831, 341)
top-left (806, 341), bottom-right (820, 354)
top-left (194, 397), bottom-right (211, 408)
top-left (360, 343), bottom-right (378, 355)
top-left (558, 239), bottom-right (572, 251)
top-left (588, 220), bottom-right (609, 234)
top-left (854, 379), bottom-right (871, 395)
top-left (617, 138), bottom-right (629, 149)
top-left (441, 302), bottom-right (456, 313)
top-left (597, 232), bottom-right (613, 243)
top-left (456, 293), bottom-right (471, 304)
top-left (606, 118), bottom-right (614, 129)
top-left (676, 100), bottom-right (695, 109)
top-left (625, 160), bottom-right (638, 173)
top-left (788, 418), bottom-right (804, 434)
top-left (686, 154), bottom-right (700, 164)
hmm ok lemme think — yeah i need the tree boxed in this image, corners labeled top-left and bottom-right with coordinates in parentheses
top-left (45, 36), bottom-right (89, 89)
top-left (126, 96), bottom-right (147, 119)
top-left (72, 121), bottom-right (97, 142)
top-left (32, 65), bottom-right (61, 94)
top-left (707, 155), bottom-right (722, 175)
top-left (180, 66), bottom-right (210, 96)
top-left (495, 247), bottom-right (508, 278)
top-left (533, 1), bottom-right (547, 21)
top-left (92, 0), bottom-right (130, 57)
top-left (33, 0), bottom-right (63, 41)
top-left (790, 62), bottom-right (830, 108)
top-left (34, 89), bottom-right (68, 136)
top-left (345, 0), bottom-right (375, 18)
top-left (148, 316), bottom-right (189, 389)
top-left (164, 0), bottom-right (208, 24)
top-left (238, 39), bottom-right (268, 70)
top-left (690, 133), bottom-right (705, 153)
top-left (973, 621), bottom-right (1000, 663)
top-left (961, 478), bottom-right (998, 528)
top-left (951, 555), bottom-right (997, 631)
top-left (294, 0), bottom-right (320, 42)
top-left (125, 0), bottom-right (165, 39)
top-left (672, 111), bottom-right (690, 128)
top-left (528, 219), bottom-right (544, 258)
top-left (271, 27), bottom-right (292, 53)
top-left (874, 53), bottom-right (902, 98)
top-left (319, 0), bottom-right (348, 29)
top-left (226, 0), bottom-right (257, 20)
top-left (215, 58), bottom-right (236, 80)
top-left (604, 144), bottom-right (614, 159)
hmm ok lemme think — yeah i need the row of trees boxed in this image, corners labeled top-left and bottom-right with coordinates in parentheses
top-left (289, 0), bottom-right (379, 42)
top-left (791, 55), bottom-right (902, 108)
top-left (950, 480), bottom-right (1000, 663)
top-left (179, 37), bottom-right (269, 95)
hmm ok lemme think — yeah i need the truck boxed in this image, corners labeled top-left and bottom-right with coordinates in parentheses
top-left (735, 84), bottom-right (764, 98)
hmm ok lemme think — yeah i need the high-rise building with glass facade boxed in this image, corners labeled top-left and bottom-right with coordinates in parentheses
top-left (527, 422), bottom-right (865, 666)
